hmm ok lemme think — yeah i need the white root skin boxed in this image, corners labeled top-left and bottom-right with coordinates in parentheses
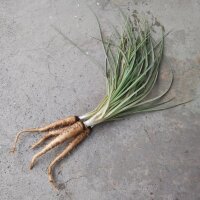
top-left (84, 116), bottom-right (101, 127)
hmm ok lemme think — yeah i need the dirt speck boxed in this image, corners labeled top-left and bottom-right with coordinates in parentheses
top-left (147, 11), bottom-right (151, 15)
top-left (58, 183), bottom-right (66, 190)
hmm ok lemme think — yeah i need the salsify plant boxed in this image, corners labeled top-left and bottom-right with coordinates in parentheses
top-left (11, 14), bottom-right (184, 189)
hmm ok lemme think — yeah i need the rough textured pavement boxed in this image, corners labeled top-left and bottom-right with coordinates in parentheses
top-left (0, 0), bottom-right (200, 200)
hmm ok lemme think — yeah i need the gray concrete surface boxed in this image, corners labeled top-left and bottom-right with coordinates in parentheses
top-left (0, 0), bottom-right (200, 199)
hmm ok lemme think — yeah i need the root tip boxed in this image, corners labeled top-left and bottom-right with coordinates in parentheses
top-left (29, 161), bottom-right (35, 170)
top-left (50, 179), bottom-right (58, 191)
top-left (30, 145), bottom-right (35, 150)
top-left (9, 148), bottom-right (16, 154)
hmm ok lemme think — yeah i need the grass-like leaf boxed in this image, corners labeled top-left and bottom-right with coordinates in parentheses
top-left (81, 14), bottom-right (176, 126)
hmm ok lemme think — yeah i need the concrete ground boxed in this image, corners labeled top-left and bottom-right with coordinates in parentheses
top-left (0, 0), bottom-right (200, 199)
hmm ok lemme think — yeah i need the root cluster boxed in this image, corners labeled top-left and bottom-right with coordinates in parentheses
top-left (11, 116), bottom-right (91, 189)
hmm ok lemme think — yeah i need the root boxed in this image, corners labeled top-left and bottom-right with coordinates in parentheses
top-left (11, 116), bottom-right (78, 153)
top-left (48, 128), bottom-right (91, 188)
top-left (30, 121), bottom-right (86, 169)
top-left (10, 128), bottom-right (41, 153)
top-left (37, 116), bottom-right (79, 131)
top-left (31, 127), bottom-right (70, 149)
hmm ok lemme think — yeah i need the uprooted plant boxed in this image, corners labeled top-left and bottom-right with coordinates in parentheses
top-left (11, 13), bottom-right (188, 189)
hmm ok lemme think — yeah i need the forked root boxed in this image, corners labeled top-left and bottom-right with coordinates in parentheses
top-left (31, 126), bottom-right (71, 149)
top-left (11, 116), bottom-right (78, 153)
top-left (48, 128), bottom-right (91, 188)
top-left (30, 121), bottom-right (86, 169)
